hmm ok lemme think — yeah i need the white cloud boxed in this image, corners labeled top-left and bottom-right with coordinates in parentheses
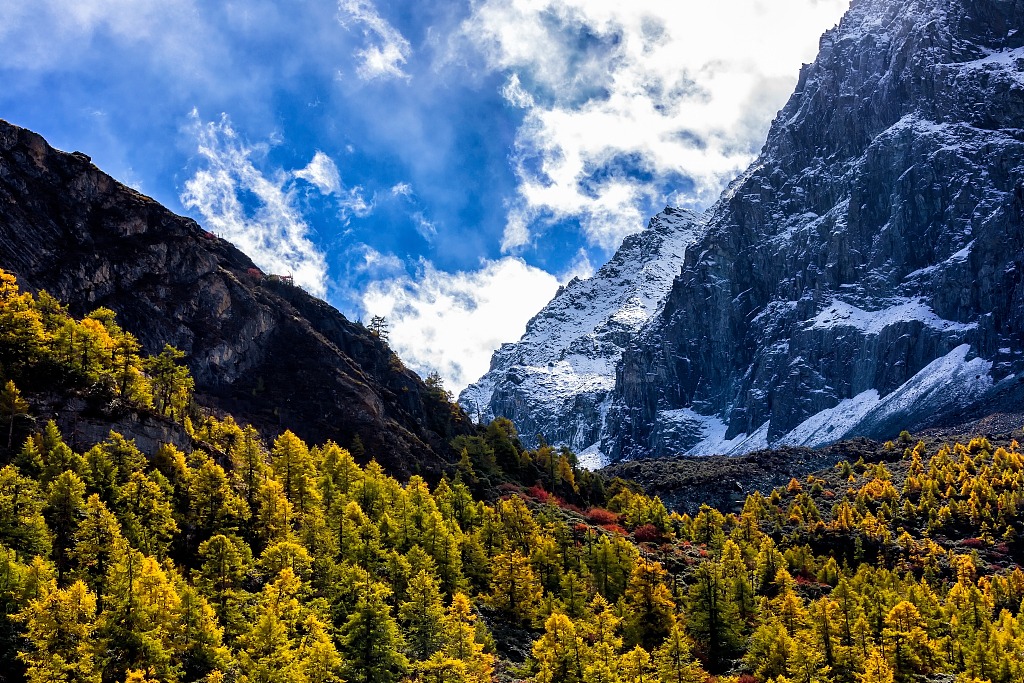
top-left (362, 257), bottom-right (561, 392)
top-left (456, 0), bottom-right (850, 251)
top-left (338, 0), bottom-right (412, 81)
top-left (412, 212), bottom-right (438, 241)
top-left (337, 187), bottom-right (375, 223)
top-left (390, 181), bottom-right (413, 197)
top-left (180, 112), bottom-right (329, 298)
top-left (501, 73), bottom-right (534, 108)
top-left (295, 151), bottom-right (343, 195)
top-left (352, 244), bottom-right (405, 277)
top-left (559, 248), bottom-right (594, 283)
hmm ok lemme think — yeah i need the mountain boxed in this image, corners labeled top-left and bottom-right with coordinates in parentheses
top-left (463, 0), bottom-right (1024, 466)
top-left (606, 0), bottom-right (1024, 461)
top-left (0, 118), bottom-right (473, 477)
top-left (458, 207), bottom-right (701, 466)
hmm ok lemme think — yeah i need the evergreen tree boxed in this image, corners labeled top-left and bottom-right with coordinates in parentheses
top-left (116, 471), bottom-right (178, 558)
top-left (653, 622), bottom-right (705, 683)
top-left (858, 647), bottom-right (894, 683)
top-left (0, 380), bottom-right (28, 450)
top-left (18, 580), bottom-right (101, 683)
top-left (296, 614), bottom-right (343, 683)
top-left (532, 612), bottom-right (584, 683)
top-left (367, 316), bottom-right (389, 342)
top-left (746, 617), bottom-right (793, 680)
top-left (45, 470), bottom-right (87, 584)
top-left (197, 534), bottom-right (251, 638)
top-left (442, 593), bottom-right (493, 683)
top-left (71, 494), bottom-right (127, 612)
top-left (686, 561), bottom-right (742, 672)
top-left (40, 420), bottom-right (84, 483)
top-left (620, 645), bottom-right (654, 683)
top-left (488, 550), bottom-right (542, 624)
top-left (399, 569), bottom-right (446, 661)
top-left (0, 465), bottom-right (50, 560)
top-left (173, 578), bottom-right (231, 682)
top-left (143, 345), bottom-right (193, 418)
top-left (340, 581), bottom-right (408, 683)
top-left (883, 600), bottom-right (932, 680)
top-left (231, 425), bottom-right (268, 517)
top-left (622, 559), bottom-right (675, 649)
top-left (98, 551), bottom-right (182, 682)
top-left (189, 456), bottom-right (250, 544)
top-left (271, 431), bottom-right (319, 516)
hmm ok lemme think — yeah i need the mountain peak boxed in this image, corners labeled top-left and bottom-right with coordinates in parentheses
top-left (459, 207), bottom-right (702, 465)
top-left (462, 0), bottom-right (1024, 465)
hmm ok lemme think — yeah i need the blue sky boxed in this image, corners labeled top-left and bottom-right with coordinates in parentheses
top-left (0, 0), bottom-right (849, 391)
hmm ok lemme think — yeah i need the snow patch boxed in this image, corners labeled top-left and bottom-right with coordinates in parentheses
top-left (656, 408), bottom-right (770, 457)
top-left (777, 390), bottom-right (881, 448)
top-left (808, 298), bottom-right (975, 335)
top-left (576, 442), bottom-right (608, 471)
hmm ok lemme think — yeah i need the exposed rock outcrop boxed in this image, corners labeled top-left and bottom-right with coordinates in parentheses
top-left (0, 119), bottom-right (474, 477)
top-left (606, 0), bottom-right (1024, 460)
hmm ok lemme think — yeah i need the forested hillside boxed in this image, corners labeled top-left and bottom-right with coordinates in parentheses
top-left (3, 271), bottom-right (1024, 683)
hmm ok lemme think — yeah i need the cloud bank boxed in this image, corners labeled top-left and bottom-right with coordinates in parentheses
top-left (180, 113), bottom-right (334, 297)
top-left (339, 0), bottom-right (413, 81)
top-left (362, 257), bottom-right (561, 392)
top-left (457, 0), bottom-right (850, 251)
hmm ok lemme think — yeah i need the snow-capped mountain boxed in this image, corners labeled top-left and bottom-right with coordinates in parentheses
top-left (466, 0), bottom-right (1024, 466)
top-left (606, 0), bottom-right (1024, 460)
top-left (459, 208), bottom-right (701, 466)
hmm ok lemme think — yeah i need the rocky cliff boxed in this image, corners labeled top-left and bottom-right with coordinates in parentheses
top-left (605, 0), bottom-right (1024, 460)
top-left (458, 208), bottom-right (700, 465)
top-left (0, 119), bottom-right (473, 477)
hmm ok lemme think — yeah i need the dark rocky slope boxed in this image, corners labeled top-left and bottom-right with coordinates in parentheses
top-left (606, 0), bottom-right (1024, 460)
top-left (0, 119), bottom-right (473, 477)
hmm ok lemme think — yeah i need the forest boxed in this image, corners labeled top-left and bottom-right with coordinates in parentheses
top-left (1, 269), bottom-right (1024, 683)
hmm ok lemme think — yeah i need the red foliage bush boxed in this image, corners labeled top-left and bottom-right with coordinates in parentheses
top-left (962, 537), bottom-right (986, 549)
top-left (602, 524), bottom-right (627, 536)
top-left (246, 267), bottom-right (263, 279)
top-left (587, 507), bottom-right (620, 525)
top-left (633, 524), bottom-right (662, 543)
top-left (526, 485), bottom-right (551, 503)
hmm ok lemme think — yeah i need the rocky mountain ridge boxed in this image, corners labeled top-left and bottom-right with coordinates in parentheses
top-left (606, 0), bottom-right (1024, 461)
top-left (0, 119), bottom-right (473, 477)
top-left (458, 207), bottom-right (701, 465)
top-left (464, 0), bottom-right (1024, 465)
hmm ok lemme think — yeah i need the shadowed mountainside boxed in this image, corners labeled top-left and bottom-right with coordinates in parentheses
top-left (0, 118), bottom-right (473, 478)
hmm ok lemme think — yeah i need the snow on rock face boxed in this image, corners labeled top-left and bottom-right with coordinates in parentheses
top-left (458, 208), bottom-right (701, 462)
top-left (604, 0), bottom-right (1024, 461)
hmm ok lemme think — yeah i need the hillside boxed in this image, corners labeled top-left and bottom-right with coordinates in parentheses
top-left (1, 279), bottom-right (1024, 683)
top-left (0, 119), bottom-right (473, 478)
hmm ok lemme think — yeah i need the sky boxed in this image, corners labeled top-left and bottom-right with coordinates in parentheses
top-left (0, 0), bottom-right (850, 392)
